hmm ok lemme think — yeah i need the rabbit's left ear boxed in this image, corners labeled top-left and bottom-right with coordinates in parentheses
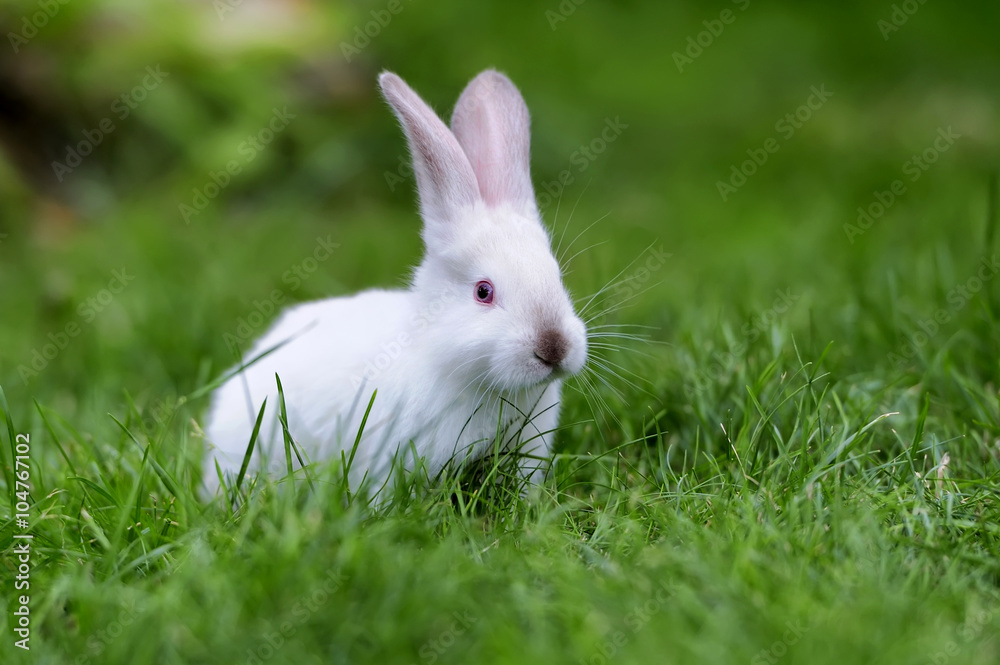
top-left (451, 70), bottom-right (537, 216)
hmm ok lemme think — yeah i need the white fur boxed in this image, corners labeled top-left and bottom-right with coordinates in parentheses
top-left (203, 70), bottom-right (587, 497)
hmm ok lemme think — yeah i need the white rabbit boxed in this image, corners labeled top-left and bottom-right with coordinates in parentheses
top-left (203, 70), bottom-right (588, 497)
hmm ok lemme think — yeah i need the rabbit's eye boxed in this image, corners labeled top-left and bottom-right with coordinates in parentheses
top-left (475, 280), bottom-right (494, 305)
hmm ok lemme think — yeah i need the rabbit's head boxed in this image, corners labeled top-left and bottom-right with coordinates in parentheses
top-left (380, 70), bottom-right (587, 391)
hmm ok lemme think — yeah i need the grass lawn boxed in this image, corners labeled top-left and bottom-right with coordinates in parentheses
top-left (2, 1), bottom-right (1000, 663)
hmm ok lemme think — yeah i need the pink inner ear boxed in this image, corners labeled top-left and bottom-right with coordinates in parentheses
top-left (451, 71), bottom-right (535, 211)
top-left (379, 72), bottom-right (480, 225)
top-left (468, 108), bottom-right (526, 207)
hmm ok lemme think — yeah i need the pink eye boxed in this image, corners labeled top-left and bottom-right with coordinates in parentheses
top-left (474, 280), bottom-right (494, 304)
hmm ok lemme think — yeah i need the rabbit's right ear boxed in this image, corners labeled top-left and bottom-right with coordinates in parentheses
top-left (379, 72), bottom-right (480, 245)
top-left (450, 70), bottom-right (536, 217)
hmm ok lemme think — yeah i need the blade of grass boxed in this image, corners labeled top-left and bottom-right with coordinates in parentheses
top-left (0, 384), bottom-right (20, 511)
top-left (233, 397), bottom-right (268, 502)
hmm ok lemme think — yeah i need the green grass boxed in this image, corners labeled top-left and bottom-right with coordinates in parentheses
top-left (2, 1), bottom-right (1000, 663)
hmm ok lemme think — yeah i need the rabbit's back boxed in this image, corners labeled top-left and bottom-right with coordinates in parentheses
top-left (203, 289), bottom-right (413, 487)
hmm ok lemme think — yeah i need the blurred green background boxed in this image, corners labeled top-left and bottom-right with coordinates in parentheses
top-left (1, 0), bottom-right (998, 413)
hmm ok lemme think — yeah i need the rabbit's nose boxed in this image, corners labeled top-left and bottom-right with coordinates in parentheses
top-left (534, 329), bottom-right (568, 367)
